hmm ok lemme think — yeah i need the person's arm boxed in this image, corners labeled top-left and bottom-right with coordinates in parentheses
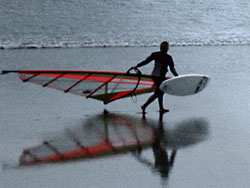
top-left (169, 57), bottom-right (178, 76)
top-left (133, 53), bottom-right (154, 69)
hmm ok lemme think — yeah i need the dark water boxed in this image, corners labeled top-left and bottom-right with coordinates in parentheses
top-left (1, 45), bottom-right (250, 187)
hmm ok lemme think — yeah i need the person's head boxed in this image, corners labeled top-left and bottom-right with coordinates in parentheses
top-left (160, 41), bottom-right (169, 52)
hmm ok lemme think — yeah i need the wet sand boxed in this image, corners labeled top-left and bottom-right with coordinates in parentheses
top-left (1, 45), bottom-right (250, 188)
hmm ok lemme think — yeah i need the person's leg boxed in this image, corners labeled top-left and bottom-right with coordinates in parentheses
top-left (155, 78), bottom-right (169, 113)
top-left (141, 77), bottom-right (159, 113)
top-left (158, 90), bottom-right (164, 110)
top-left (141, 93), bottom-right (157, 113)
top-left (141, 77), bottom-right (169, 113)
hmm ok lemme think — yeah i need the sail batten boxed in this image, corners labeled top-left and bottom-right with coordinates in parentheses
top-left (64, 74), bottom-right (91, 93)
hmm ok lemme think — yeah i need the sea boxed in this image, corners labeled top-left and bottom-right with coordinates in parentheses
top-left (1, 1), bottom-right (250, 188)
top-left (1, 0), bottom-right (250, 49)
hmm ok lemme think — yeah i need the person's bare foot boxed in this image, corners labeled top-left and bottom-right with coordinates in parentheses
top-left (159, 108), bottom-right (169, 113)
top-left (141, 105), bottom-right (146, 114)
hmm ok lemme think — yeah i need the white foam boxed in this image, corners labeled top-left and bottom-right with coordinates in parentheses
top-left (1, 39), bottom-right (250, 50)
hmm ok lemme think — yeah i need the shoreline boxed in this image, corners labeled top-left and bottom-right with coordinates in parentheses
top-left (1, 42), bottom-right (250, 51)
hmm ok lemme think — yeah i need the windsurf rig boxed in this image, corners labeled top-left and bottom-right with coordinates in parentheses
top-left (2, 69), bottom-right (170, 104)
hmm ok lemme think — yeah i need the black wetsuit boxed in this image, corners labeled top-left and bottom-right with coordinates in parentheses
top-left (136, 51), bottom-right (178, 109)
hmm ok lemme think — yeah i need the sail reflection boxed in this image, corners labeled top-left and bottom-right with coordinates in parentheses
top-left (19, 111), bottom-right (154, 166)
top-left (19, 111), bottom-right (209, 172)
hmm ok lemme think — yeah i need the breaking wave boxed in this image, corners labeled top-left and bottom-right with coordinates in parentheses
top-left (1, 39), bottom-right (250, 50)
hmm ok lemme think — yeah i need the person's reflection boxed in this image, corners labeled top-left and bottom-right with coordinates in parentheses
top-left (134, 113), bottom-right (177, 179)
top-left (153, 113), bottom-right (177, 178)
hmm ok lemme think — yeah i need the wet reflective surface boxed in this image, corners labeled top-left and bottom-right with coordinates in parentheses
top-left (1, 45), bottom-right (250, 188)
top-left (18, 111), bottom-right (209, 167)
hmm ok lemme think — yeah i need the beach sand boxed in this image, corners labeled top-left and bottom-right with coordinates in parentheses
top-left (1, 45), bottom-right (250, 188)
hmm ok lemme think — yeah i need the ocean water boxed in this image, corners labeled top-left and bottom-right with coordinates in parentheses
top-left (1, 0), bottom-right (250, 49)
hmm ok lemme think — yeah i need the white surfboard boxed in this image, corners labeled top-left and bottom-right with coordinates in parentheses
top-left (160, 74), bottom-right (210, 96)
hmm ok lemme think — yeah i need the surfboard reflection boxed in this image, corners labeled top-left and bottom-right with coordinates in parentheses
top-left (19, 110), bottom-right (210, 182)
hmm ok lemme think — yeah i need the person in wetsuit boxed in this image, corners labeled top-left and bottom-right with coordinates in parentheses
top-left (133, 41), bottom-right (178, 113)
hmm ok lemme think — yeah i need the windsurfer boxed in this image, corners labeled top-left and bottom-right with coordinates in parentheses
top-left (133, 41), bottom-right (178, 114)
